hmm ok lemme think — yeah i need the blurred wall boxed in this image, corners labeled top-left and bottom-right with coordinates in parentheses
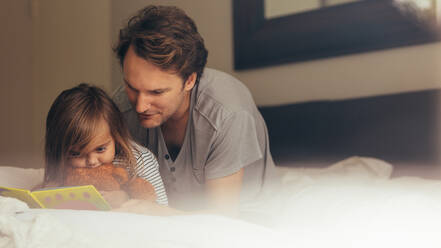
top-left (111, 0), bottom-right (441, 106)
top-left (0, 0), bottom-right (34, 168)
top-left (0, 0), bottom-right (112, 168)
top-left (32, 0), bottom-right (112, 169)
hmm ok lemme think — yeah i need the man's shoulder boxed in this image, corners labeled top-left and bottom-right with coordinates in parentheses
top-left (112, 85), bottom-right (132, 113)
top-left (197, 68), bottom-right (256, 108)
top-left (193, 68), bottom-right (258, 129)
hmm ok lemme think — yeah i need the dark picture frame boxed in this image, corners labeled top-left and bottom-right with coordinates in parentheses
top-left (233, 0), bottom-right (441, 70)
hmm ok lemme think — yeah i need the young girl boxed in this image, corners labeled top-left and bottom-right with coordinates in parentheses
top-left (43, 83), bottom-right (168, 207)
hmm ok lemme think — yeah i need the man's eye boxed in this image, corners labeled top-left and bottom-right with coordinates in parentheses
top-left (126, 85), bottom-right (137, 93)
top-left (96, 147), bottom-right (106, 153)
top-left (124, 80), bottom-right (138, 92)
top-left (152, 90), bottom-right (164, 95)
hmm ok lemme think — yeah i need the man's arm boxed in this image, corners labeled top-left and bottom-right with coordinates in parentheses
top-left (113, 169), bottom-right (244, 216)
top-left (205, 168), bottom-right (244, 216)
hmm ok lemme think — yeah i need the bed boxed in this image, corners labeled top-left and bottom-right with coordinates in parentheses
top-left (3, 89), bottom-right (441, 248)
top-left (3, 157), bottom-right (441, 248)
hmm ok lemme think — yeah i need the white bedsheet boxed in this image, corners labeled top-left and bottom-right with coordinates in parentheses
top-left (2, 157), bottom-right (441, 248)
top-left (0, 164), bottom-right (286, 248)
top-left (1, 197), bottom-right (286, 248)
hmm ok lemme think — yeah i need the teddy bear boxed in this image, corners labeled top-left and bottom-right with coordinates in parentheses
top-left (63, 163), bottom-right (157, 202)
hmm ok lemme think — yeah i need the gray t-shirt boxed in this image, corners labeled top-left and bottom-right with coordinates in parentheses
top-left (113, 68), bottom-right (277, 210)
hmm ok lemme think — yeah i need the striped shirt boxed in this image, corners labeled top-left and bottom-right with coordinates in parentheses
top-left (113, 142), bottom-right (168, 205)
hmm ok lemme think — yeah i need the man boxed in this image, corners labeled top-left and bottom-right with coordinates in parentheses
top-left (112, 5), bottom-right (276, 213)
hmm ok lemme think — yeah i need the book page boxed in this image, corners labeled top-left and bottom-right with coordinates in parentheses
top-left (0, 186), bottom-right (44, 208)
top-left (32, 185), bottom-right (111, 210)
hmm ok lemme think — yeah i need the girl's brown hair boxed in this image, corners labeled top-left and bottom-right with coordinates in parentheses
top-left (44, 83), bottom-right (135, 185)
top-left (114, 5), bottom-right (208, 85)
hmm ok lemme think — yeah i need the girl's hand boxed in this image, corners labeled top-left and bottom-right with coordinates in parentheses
top-left (100, 190), bottom-right (129, 208)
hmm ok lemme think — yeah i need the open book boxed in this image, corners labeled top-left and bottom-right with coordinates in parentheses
top-left (0, 185), bottom-right (111, 210)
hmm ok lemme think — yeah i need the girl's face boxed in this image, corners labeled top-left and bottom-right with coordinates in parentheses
top-left (66, 119), bottom-right (116, 168)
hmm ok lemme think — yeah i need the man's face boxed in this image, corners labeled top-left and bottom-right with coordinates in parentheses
top-left (122, 46), bottom-right (196, 128)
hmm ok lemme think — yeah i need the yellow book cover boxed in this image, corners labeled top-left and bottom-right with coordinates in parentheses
top-left (0, 185), bottom-right (111, 211)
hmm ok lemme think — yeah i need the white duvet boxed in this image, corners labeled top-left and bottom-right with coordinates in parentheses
top-left (2, 156), bottom-right (441, 248)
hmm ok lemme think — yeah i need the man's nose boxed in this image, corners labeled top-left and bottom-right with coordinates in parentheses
top-left (135, 93), bottom-right (152, 113)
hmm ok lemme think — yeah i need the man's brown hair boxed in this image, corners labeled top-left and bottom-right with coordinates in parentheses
top-left (114, 5), bottom-right (208, 84)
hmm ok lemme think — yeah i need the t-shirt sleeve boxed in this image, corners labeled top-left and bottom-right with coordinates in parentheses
top-left (133, 145), bottom-right (168, 206)
top-left (204, 111), bottom-right (263, 179)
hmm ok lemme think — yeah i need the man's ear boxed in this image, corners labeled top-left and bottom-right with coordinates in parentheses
top-left (183, 72), bottom-right (197, 92)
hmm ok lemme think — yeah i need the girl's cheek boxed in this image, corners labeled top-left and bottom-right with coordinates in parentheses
top-left (67, 158), bottom-right (85, 168)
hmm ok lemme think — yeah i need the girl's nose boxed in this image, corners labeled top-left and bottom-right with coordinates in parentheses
top-left (86, 155), bottom-right (100, 168)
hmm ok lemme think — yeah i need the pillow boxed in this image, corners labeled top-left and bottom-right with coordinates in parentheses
top-left (0, 166), bottom-right (44, 189)
top-left (280, 156), bottom-right (393, 185)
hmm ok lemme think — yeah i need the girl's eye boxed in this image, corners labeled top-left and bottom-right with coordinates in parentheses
top-left (69, 151), bottom-right (81, 157)
top-left (96, 146), bottom-right (106, 153)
